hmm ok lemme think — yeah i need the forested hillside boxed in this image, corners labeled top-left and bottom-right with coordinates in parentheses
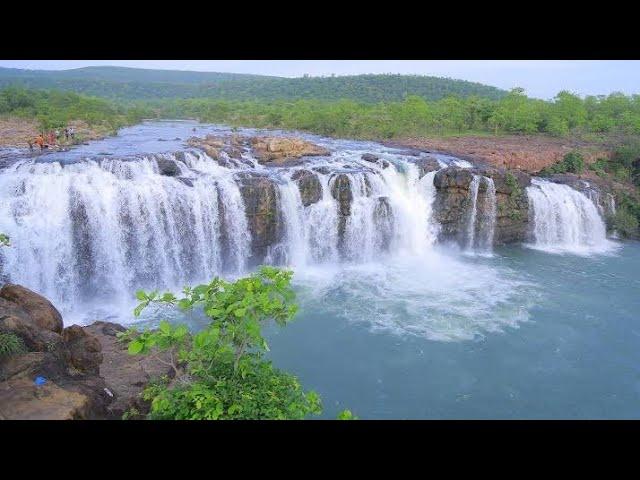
top-left (0, 86), bottom-right (143, 131)
top-left (0, 67), bottom-right (506, 102)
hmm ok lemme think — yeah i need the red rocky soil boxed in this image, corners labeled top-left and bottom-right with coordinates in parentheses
top-left (392, 134), bottom-right (613, 174)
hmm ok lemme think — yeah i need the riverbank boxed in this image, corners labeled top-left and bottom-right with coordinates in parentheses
top-left (389, 134), bottom-right (613, 174)
top-left (0, 117), bottom-right (116, 149)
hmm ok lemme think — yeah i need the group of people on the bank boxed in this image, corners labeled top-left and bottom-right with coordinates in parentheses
top-left (28, 126), bottom-right (76, 151)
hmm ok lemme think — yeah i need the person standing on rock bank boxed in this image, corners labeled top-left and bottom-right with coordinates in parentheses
top-left (35, 134), bottom-right (45, 150)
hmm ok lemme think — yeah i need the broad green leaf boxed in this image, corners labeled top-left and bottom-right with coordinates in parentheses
top-left (128, 340), bottom-right (144, 355)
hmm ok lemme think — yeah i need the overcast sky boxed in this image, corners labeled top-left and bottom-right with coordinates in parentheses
top-left (1, 60), bottom-right (638, 100)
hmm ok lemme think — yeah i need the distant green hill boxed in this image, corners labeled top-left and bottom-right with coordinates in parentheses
top-left (0, 66), bottom-right (507, 102)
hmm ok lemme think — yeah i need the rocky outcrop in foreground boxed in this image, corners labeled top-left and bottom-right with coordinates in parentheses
top-left (0, 284), bottom-right (170, 420)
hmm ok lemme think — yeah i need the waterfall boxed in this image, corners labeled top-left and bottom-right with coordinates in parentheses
top-left (526, 178), bottom-right (613, 254)
top-left (0, 140), bottom-right (456, 321)
top-left (465, 175), bottom-right (496, 253)
top-left (466, 176), bottom-right (480, 250)
top-left (478, 177), bottom-right (497, 252)
top-left (273, 175), bottom-right (308, 267)
top-left (275, 161), bottom-right (440, 266)
top-left (0, 153), bottom-right (252, 313)
top-left (607, 193), bottom-right (616, 215)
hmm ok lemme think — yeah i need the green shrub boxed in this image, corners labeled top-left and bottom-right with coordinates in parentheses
top-left (589, 158), bottom-right (608, 176)
top-left (504, 172), bottom-right (524, 220)
top-left (0, 332), bottom-right (26, 359)
top-left (337, 409), bottom-right (358, 420)
top-left (612, 206), bottom-right (639, 238)
top-left (125, 266), bottom-right (329, 420)
top-left (540, 151), bottom-right (585, 176)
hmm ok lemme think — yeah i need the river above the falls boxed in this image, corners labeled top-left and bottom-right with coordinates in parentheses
top-left (1, 120), bottom-right (638, 419)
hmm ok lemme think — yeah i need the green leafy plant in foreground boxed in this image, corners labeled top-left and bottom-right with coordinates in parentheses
top-left (124, 266), bottom-right (327, 420)
top-left (0, 233), bottom-right (10, 247)
top-left (337, 409), bottom-right (358, 420)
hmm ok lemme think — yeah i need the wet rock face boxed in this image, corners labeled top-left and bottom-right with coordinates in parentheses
top-left (155, 157), bottom-right (180, 177)
top-left (331, 174), bottom-right (353, 217)
top-left (374, 196), bottom-right (394, 251)
top-left (433, 168), bottom-right (475, 245)
top-left (434, 167), bottom-right (531, 246)
top-left (330, 174), bottom-right (353, 248)
top-left (292, 169), bottom-right (322, 206)
top-left (414, 156), bottom-right (441, 178)
top-left (488, 169), bottom-right (531, 245)
top-left (361, 153), bottom-right (379, 163)
top-left (236, 173), bottom-right (283, 265)
top-left (361, 153), bottom-right (390, 169)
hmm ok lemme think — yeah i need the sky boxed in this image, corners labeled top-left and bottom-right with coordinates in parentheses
top-left (0, 60), bottom-right (638, 100)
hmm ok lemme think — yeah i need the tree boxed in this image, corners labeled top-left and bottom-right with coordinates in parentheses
top-left (123, 266), bottom-right (325, 420)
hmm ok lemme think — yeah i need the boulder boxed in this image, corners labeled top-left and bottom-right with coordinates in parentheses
top-left (0, 377), bottom-right (93, 420)
top-left (361, 153), bottom-right (379, 163)
top-left (62, 325), bottom-right (103, 375)
top-left (250, 136), bottom-right (330, 164)
top-left (177, 177), bottom-right (194, 187)
top-left (0, 352), bottom-right (46, 382)
top-left (330, 174), bottom-right (353, 217)
top-left (187, 135), bottom-right (223, 161)
top-left (361, 153), bottom-right (390, 169)
top-left (414, 156), bottom-right (441, 178)
top-left (291, 170), bottom-right (322, 206)
top-left (155, 157), bottom-right (180, 177)
top-left (0, 284), bottom-right (63, 334)
top-left (0, 307), bottom-right (63, 352)
top-left (312, 166), bottom-right (331, 175)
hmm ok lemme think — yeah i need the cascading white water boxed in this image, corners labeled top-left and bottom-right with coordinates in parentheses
top-left (275, 158), bottom-right (441, 267)
top-left (465, 175), bottom-right (496, 253)
top-left (0, 152), bottom-right (251, 316)
top-left (0, 144), bottom-right (451, 322)
top-left (478, 177), bottom-right (497, 252)
top-left (526, 178), bottom-right (614, 255)
top-left (466, 176), bottom-right (480, 250)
